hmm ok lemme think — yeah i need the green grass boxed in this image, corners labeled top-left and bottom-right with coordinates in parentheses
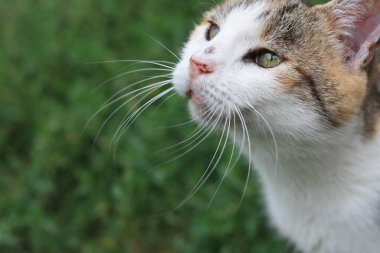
top-left (0, 0), bottom-right (327, 252)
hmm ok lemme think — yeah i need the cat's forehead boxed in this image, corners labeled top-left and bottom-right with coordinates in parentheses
top-left (204, 0), bottom-right (308, 23)
top-left (202, 0), bottom-right (325, 56)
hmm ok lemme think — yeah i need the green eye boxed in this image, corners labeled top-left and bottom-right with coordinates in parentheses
top-left (255, 51), bottom-right (282, 68)
top-left (206, 23), bottom-right (220, 41)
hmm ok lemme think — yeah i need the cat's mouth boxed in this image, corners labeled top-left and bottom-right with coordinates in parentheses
top-left (185, 88), bottom-right (234, 126)
top-left (186, 90), bottom-right (205, 108)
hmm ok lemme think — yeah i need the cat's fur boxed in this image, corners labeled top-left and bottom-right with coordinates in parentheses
top-left (172, 0), bottom-right (380, 252)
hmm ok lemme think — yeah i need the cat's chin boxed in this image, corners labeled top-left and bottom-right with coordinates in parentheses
top-left (188, 99), bottom-right (238, 129)
top-left (188, 101), bottom-right (215, 124)
top-left (188, 100), bottom-right (208, 123)
top-left (186, 90), bottom-right (206, 109)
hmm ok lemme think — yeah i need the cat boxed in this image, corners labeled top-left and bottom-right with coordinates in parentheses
top-left (171, 0), bottom-right (380, 252)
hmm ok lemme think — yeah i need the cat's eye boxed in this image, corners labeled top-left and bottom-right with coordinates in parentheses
top-left (206, 23), bottom-right (220, 41)
top-left (255, 51), bottom-right (282, 68)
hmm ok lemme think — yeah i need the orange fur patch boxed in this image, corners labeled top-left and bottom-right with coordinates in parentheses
top-left (327, 68), bottom-right (367, 125)
top-left (372, 115), bottom-right (380, 136)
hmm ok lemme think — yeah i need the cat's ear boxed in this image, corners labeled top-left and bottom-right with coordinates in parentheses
top-left (321, 0), bottom-right (380, 70)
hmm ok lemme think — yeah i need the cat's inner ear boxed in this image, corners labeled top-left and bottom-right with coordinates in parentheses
top-left (323, 0), bottom-right (380, 70)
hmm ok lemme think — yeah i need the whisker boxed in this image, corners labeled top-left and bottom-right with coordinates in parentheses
top-left (95, 67), bottom-right (172, 92)
top-left (155, 120), bottom-right (210, 155)
top-left (143, 33), bottom-right (181, 61)
top-left (86, 59), bottom-right (176, 69)
top-left (175, 107), bottom-right (229, 210)
top-left (153, 117), bottom-right (196, 130)
top-left (251, 107), bottom-right (279, 174)
top-left (84, 73), bottom-right (170, 135)
top-left (225, 112), bottom-right (247, 180)
top-left (151, 92), bottom-right (177, 115)
top-left (238, 96), bottom-right (279, 174)
top-left (163, 123), bottom-right (213, 157)
top-left (104, 78), bottom-right (171, 114)
top-left (157, 105), bottom-right (220, 154)
top-left (87, 79), bottom-right (171, 140)
top-left (93, 81), bottom-right (171, 149)
top-left (111, 87), bottom-right (175, 163)
top-left (206, 109), bottom-right (234, 210)
top-left (104, 74), bottom-right (172, 106)
top-left (151, 105), bottom-right (221, 169)
top-left (112, 86), bottom-right (175, 147)
top-left (235, 106), bottom-right (252, 210)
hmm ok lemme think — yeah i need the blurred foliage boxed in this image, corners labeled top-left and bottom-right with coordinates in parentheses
top-left (0, 0), bottom-right (327, 253)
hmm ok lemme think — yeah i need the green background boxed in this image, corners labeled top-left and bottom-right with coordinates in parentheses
top-left (0, 0), bottom-right (327, 252)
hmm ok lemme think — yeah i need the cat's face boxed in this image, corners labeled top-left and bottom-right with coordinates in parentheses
top-left (172, 0), bottom-right (379, 139)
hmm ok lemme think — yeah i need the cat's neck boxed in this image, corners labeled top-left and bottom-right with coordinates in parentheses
top-left (251, 123), bottom-right (378, 177)
top-left (243, 118), bottom-right (380, 253)
top-left (251, 124), bottom-right (380, 190)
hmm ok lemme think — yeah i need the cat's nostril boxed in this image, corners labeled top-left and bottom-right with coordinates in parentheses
top-left (189, 57), bottom-right (213, 78)
top-left (204, 46), bottom-right (215, 54)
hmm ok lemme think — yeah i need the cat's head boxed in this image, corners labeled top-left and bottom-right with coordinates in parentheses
top-left (172, 0), bottom-right (380, 139)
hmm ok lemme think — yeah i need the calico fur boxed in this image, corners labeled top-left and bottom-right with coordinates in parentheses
top-left (172, 0), bottom-right (380, 252)
top-left (363, 53), bottom-right (380, 136)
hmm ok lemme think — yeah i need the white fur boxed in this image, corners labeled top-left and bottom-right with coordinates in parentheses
top-left (251, 123), bottom-right (380, 253)
top-left (172, 2), bottom-right (380, 253)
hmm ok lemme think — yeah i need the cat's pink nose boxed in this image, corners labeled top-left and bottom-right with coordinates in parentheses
top-left (189, 57), bottom-right (213, 78)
